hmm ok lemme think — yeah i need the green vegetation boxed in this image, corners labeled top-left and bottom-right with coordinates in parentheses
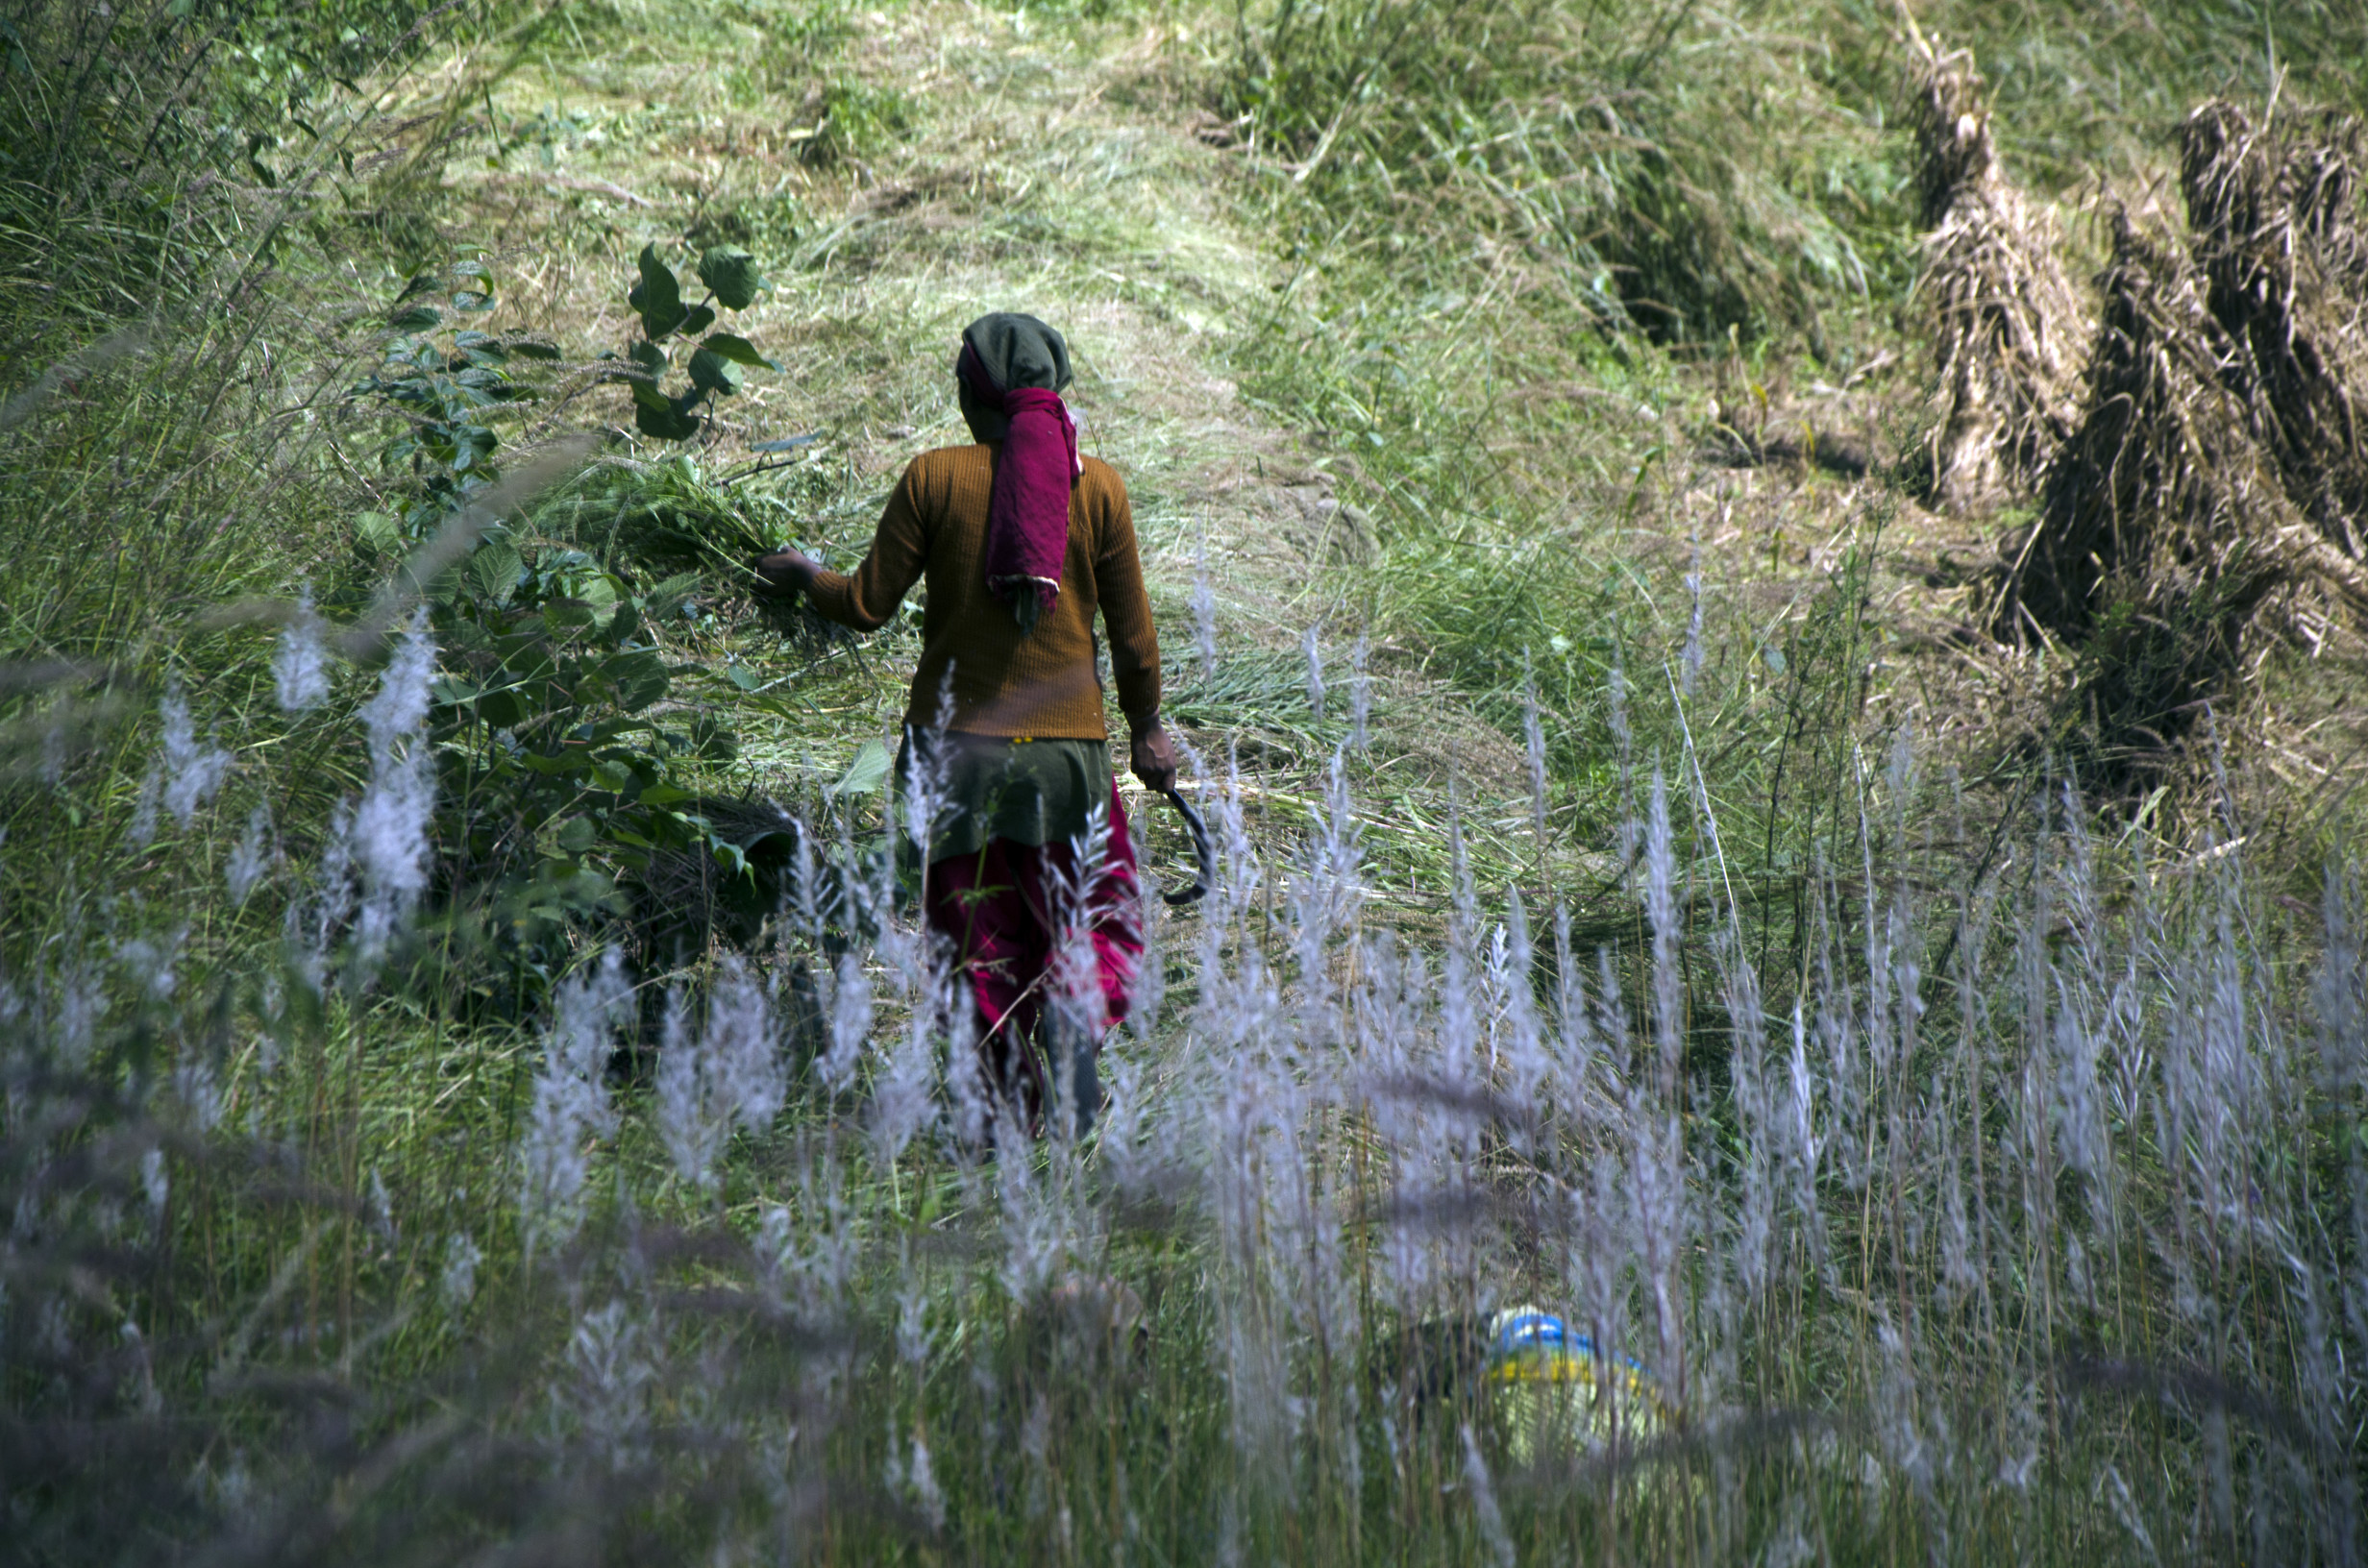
top-left (5, 0), bottom-right (2365, 1562)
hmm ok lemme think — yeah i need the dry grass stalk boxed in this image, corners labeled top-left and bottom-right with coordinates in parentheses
top-left (1909, 44), bottom-right (2084, 508)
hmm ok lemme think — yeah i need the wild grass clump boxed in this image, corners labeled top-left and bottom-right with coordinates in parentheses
top-left (12, 629), bottom-right (2368, 1558)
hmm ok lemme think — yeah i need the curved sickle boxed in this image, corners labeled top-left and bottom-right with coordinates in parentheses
top-left (1159, 787), bottom-right (1215, 907)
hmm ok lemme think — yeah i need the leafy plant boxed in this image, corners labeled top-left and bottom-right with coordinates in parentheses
top-left (351, 258), bottom-right (562, 533)
top-left (347, 258), bottom-right (776, 970)
top-left (615, 242), bottom-right (779, 441)
top-left (428, 545), bottom-right (747, 957)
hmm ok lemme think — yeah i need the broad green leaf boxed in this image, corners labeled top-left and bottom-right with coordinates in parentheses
top-left (828, 738), bottom-right (891, 798)
top-left (478, 688), bottom-right (525, 728)
top-left (467, 538), bottom-right (524, 604)
top-left (508, 339), bottom-right (563, 361)
top-left (629, 378), bottom-right (675, 414)
top-left (687, 349), bottom-right (743, 396)
top-left (355, 510), bottom-right (401, 551)
top-left (701, 331), bottom-right (778, 370)
top-left (603, 650), bottom-right (670, 712)
top-left (638, 784), bottom-right (694, 806)
top-left (555, 816), bottom-right (599, 854)
top-left (628, 244), bottom-right (688, 338)
top-left (724, 663), bottom-right (763, 691)
top-left (634, 399), bottom-right (703, 441)
top-left (680, 304), bottom-right (716, 336)
top-left (388, 304), bottom-right (440, 331)
top-left (523, 748), bottom-right (593, 776)
top-left (628, 339), bottom-right (667, 373)
top-left (696, 246), bottom-right (763, 309)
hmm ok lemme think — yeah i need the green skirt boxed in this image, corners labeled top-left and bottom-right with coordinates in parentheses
top-left (896, 730), bottom-right (1111, 865)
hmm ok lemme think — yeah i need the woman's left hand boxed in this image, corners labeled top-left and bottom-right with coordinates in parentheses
top-left (751, 549), bottom-right (822, 598)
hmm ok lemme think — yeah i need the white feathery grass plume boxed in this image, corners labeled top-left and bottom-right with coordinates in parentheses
top-left (657, 959), bottom-right (784, 1191)
top-left (361, 1169), bottom-right (398, 1243)
top-left (789, 814), bottom-right (821, 943)
top-left (1048, 797), bottom-right (1122, 1017)
top-left (1717, 929), bottom-right (1773, 1295)
top-left (943, 995), bottom-right (994, 1156)
top-left (170, 1054), bottom-right (223, 1134)
top-left (1192, 542), bottom-right (1218, 674)
top-left (1288, 748), bottom-right (1364, 1046)
top-left (516, 950), bottom-right (629, 1255)
top-left (1206, 742), bottom-right (1262, 929)
top-left (900, 674), bottom-right (959, 865)
top-left (1127, 827), bottom-right (1167, 1041)
top-left (1445, 781), bottom-right (1478, 942)
top-left (141, 1146), bottom-right (168, 1215)
top-left (996, 1124), bottom-right (1064, 1301)
top-left (440, 1232), bottom-right (481, 1311)
top-left (351, 613), bottom-right (437, 961)
top-left (1682, 533), bottom-right (1704, 698)
top-left (114, 929), bottom-right (182, 1002)
top-left (1349, 634), bottom-right (1370, 754)
top-left (43, 958), bottom-right (108, 1070)
top-left (128, 764), bottom-right (161, 847)
top-left (1521, 649), bottom-right (1550, 852)
top-left (1937, 1152), bottom-right (1977, 1309)
top-left (1492, 889), bottom-right (1552, 1139)
top-left (752, 1204), bottom-right (795, 1306)
top-left (273, 586), bottom-right (331, 713)
top-left (1644, 764), bottom-right (1683, 1098)
top-left (815, 949), bottom-right (874, 1092)
top-left (560, 1298), bottom-right (654, 1473)
top-left (907, 1429), bottom-right (946, 1532)
top-left (1459, 1424), bottom-right (1515, 1568)
top-left (1302, 623), bottom-right (1325, 721)
top-left (225, 804), bottom-right (274, 904)
top-left (870, 968), bottom-right (947, 1165)
top-left (159, 680), bottom-right (233, 827)
top-left (706, 955), bottom-right (785, 1128)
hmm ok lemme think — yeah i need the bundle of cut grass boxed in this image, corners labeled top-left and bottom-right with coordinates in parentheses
top-left (1987, 101), bottom-right (2368, 774)
top-left (2182, 101), bottom-right (2368, 578)
top-left (1991, 208), bottom-right (2303, 764)
top-left (1908, 42), bottom-right (2084, 508)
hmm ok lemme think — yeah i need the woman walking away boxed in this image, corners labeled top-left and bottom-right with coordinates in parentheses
top-left (752, 312), bottom-right (1175, 1135)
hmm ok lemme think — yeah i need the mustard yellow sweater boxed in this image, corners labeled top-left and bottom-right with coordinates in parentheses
top-left (805, 443), bottom-right (1162, 740)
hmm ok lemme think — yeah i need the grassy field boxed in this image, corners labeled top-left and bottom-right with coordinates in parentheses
top-left (5, 0), bottom-right (2367, 1561)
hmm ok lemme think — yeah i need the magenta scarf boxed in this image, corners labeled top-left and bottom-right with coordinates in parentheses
top-left (959, 342), bottom-right (1080, 631)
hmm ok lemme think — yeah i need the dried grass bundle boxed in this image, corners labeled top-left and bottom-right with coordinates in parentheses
top-left (2182, 101), bottom-right (2368, 572)
top-left (1909, 44), bottom-right (2084, 508)
top-left (1996, 208), bottom-right (2296, 642)
top-left (1990, 209), bottom-right (2300, 763)
top-left (1985, 99), bottom-right (2368, 771)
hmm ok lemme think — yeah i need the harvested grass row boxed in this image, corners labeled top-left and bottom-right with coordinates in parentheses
top-left (1907, 41), bottom-right (2084, 508)
top-left (1982, 96), bottom-right (2368, 772)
